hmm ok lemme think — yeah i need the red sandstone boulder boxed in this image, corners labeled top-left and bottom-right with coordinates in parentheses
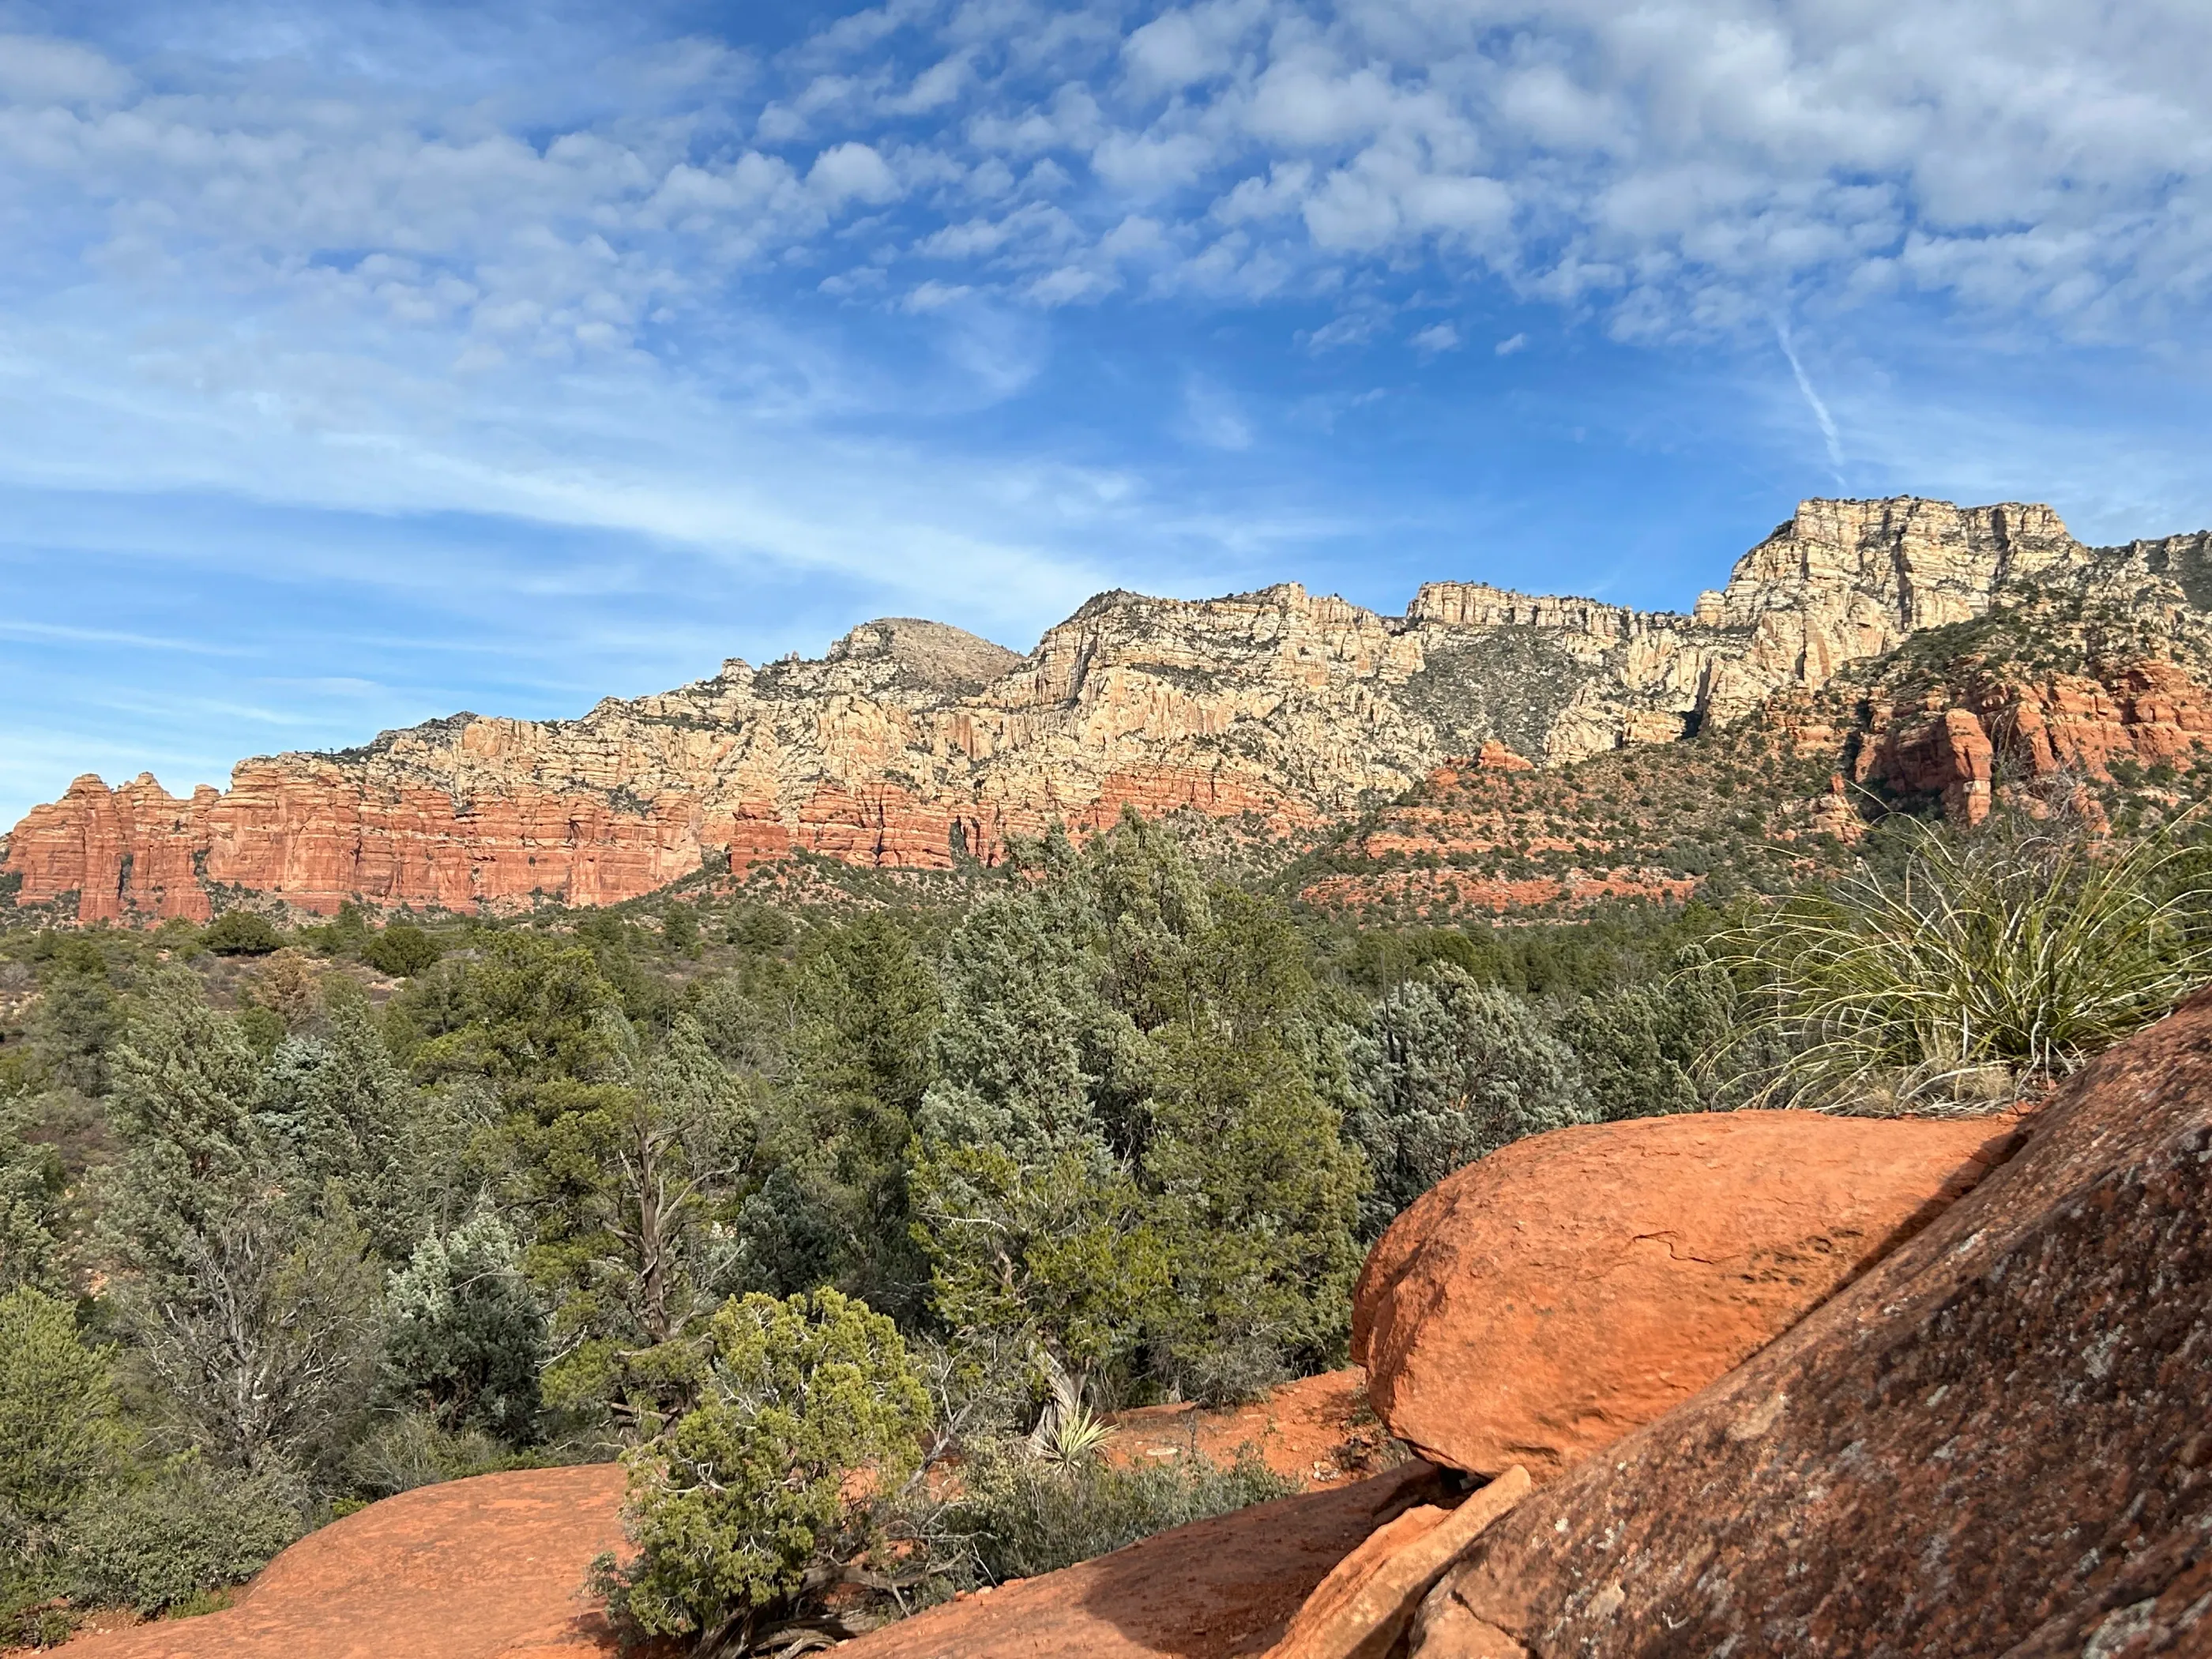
top-left (56, 1465), bottom-right (625, 1659)
top-left (1266, 1468), bottom-right (1530, 1659)
top-left (1415, 992), bottom-right (2212, 1657)
top-left (1353, 1110), bottom-right (2021, 1480)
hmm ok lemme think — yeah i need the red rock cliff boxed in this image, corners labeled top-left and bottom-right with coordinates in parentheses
top-left (9, 502), bottom-right (2212, 921)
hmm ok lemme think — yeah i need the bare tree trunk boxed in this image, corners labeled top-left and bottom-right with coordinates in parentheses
top-left (636, 1112), bottom-right (670, 1346)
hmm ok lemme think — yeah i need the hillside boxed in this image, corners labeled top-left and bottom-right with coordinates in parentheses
top-left (7, 496), bottom-right (2212, 924)
top-left (1287, 589), bottom-right (2212, 924)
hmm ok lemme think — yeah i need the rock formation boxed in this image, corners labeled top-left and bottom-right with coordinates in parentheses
top-left (1411, 992), bottom-right (2212, 1657)
top-left (1853, 656), bottom-right (2212, 824)
top-left (1352, 1110), bottom-right (2021, 1480)
top-left (1266, 1467), bottom-right (1531, 1659)
top-left (11, 499), bottom-right (2212, 922)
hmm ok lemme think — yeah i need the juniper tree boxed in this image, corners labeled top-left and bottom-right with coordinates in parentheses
top-left (382, 1204), bottom-right (547, 1444)
top-left (99, 972), bottom-right (382, 1472)
top-left (1347, 967), bottom-right (1594, 1236)
top-left (602, 1289), bottom-right (930, 1654)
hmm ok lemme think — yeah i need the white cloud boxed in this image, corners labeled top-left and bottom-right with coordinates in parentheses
top-left (1179, 376), bottom-right (1255, 450)
top-left (0, 34), bottom-right (132, 105)
top-left (1023, 265), bottom-right (1116, 306)
top-left (1098, 213), bottom-right (1168, 261)
top-left (1494, 331), bottom-right (1527, 355)
top-left (1122, 2), bottom-right (1266, 95)
top-left (1412, 322), bottom-right (1461, 355)
top-left (1090, 126), bottom-right (1220, 196)
top-left (807, 141), bottom-right (902, 205)
top-left (885, 51), bottom-right (973, 115)
top-left (902, 279), bottom-right (973, 311)
top-left (11, 2), bottom-right (2204, 352)
top-left (1305, 311), bottom-right (1384, 352)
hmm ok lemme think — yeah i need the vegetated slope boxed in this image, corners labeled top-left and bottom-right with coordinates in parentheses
top-left (1289, 574), bottom-right (2212, 925)
top-left (10, 497), bottom-right (2212, 926)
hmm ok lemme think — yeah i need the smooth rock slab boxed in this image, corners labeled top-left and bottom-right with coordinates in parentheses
top-left (58, 1465), bottom-right (626, 1659)
top-left (1353, 1108), bottom-right (2021, 1479)
top-left (1266, 1466), bottom-right (1530, 1659)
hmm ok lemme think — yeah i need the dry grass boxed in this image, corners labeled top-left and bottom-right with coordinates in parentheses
top-left (1710, 810), bottom-right (2212, 1112)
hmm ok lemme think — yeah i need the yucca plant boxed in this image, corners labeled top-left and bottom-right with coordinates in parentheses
top-left (1709, 806), bottom-right (2212, 1112)
top-left (1024, 1348), bottom-right (1115, 1471)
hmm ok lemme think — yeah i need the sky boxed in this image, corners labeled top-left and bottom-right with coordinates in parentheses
top-left (2, 0), bottom-right (2209, 828)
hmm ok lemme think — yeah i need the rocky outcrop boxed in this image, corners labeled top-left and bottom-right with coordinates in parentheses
top-left (59, 1465), bottom-right (625, 1658)
top-left (12, 499), bottom-right (2212, 920)
top-left (1856, 658), bottom-right (2212, 824)
top-left (1266, 1468), bottom-right (1530, 1659)
top-left (1352, 1111), bottom-right (2022, 1481)
top-left (1411, 993), bottom-right (2212, 1657)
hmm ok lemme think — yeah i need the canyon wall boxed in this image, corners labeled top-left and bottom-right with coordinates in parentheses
top-left (9, 498), bottom-right (2212, 922)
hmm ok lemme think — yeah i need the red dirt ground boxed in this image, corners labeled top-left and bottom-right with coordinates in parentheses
top-left (1106, 1368), bottom-right (1401, 1491)
top-left (50, 1465), bottom-right (626, 1659)
top-left (34, 1371), bottom-right (1395, 1659)
top-left (839, 1461), bottom-right (1446, 1659)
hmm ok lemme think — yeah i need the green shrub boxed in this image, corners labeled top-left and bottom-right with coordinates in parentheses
top-left (1712, 811), bottom-right (2212, 1110)
top-left (363, 924), bottom-right (442, 978)
top-left (342, 1413), bottom-right (543, 1500)
top-left (201, 911), bottom-right (283, 956)
top-left (942, 1439), bottom-right (1296, 1586)
top-left (381, 1206), bottom-right (546, 1444)
top-left (62, 1459), bottom-right (303, 1613)
top-left (600, 1289), bottom-right (931, 1654)
top-left (0, 1288), bottom-right (124, 1531)
top-left (1558, 946), bottom-right (1738, 1120)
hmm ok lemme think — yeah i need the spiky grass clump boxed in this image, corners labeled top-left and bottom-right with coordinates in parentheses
top-left (1711, 810), bottom-right (2212, 1112)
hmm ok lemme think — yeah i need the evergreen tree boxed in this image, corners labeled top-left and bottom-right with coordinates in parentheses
top-left (28, 941), bottom-right (122, 1098)
top-left (1558, 945), bottom-right (1738, 1120)
top-left (0, 1287), bottom-right (124, 1534)
top-left (1347, 967), bottom-right (1594, 1236)
top-left (0, 1087), bottom-right (64, 1294)
top-left (259, 996), bottom-right (419, 1254)
top-left (100, 973), bottom-right (382, 1471)
top-left (1143, 1024), bottom-right (1365, 1401)
top-left (382, 1205), bottom-right (547, 1444)
top-left (742, 916), bottom-right (942, 1316)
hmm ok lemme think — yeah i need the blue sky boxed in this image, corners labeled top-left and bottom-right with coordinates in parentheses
top-left (2, 0), bottom-right (2209, 828)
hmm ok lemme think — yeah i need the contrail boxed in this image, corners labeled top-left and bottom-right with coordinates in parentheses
top-left (1777, 322), bottom-right (1845, 487)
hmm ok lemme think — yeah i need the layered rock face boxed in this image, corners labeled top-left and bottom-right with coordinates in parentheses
top-left (1855, 656), bottom-right (2212, 823)
top-left (11, 500), bottom-right (2212, 920)
top-left (1413, 993), bottom-right (2212, 1658)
